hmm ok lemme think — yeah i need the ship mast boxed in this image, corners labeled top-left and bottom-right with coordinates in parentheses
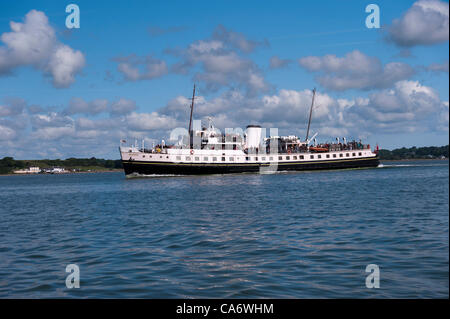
top-left (305, 88), bottom-right (316, 142)
top-left (188, 84), bottom-right (196, 149)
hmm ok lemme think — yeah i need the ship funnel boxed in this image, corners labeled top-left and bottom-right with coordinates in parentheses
top-left (245, 125), bottom-right (262, 149)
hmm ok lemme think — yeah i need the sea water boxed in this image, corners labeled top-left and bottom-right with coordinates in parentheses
top-left (0, 160), bottom-right (448, 298)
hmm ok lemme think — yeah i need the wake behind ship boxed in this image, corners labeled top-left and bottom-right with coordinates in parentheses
top-left (119, 86), bottom-right (379, 176)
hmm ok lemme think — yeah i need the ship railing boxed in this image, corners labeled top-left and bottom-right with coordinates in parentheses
top-left (273, 143), bottom-right (371, 153)
top-left (139, 147), bottom-right (170, 154)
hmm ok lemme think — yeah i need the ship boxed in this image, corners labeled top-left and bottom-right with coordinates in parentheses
top-left (119, 86), bottom-right (380, 176)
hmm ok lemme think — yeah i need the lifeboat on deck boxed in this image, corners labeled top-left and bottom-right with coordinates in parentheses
top-left (309, 146), bottom-right (328, 152)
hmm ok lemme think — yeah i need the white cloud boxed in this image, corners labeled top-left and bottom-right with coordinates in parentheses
top-left (0, 125), bottom-right (16, 140)
top-left (159, 82), bottom-right (446, 139)
top-left (387, 0), bottom-right (449, 47)
top-left (110, 98), bottom-right (137, 115)
top-left (298, 50), bottom-right (414, 91)
top-left (189, 40), bottom-right (224, 53)
top-left (31, 112), bottom-right (74, 128)
top-left (32, 126), bottom-right (75, 141)
top-left (126, 112), bottom-right (178, 131)
top-left (212, 25), bottom-right (266, 53)
top-left (269, 56), bottom-right (291, 69)
top-left (115, 55), bottom-right (168, 81)
top-left (170, 26), bottom-right (270, 94)
top-left (1, 82), bottom-right (447, 159)
top-left (65, 97), bottom-right (137, 116)
top-left (191, 51), bottom-right (268, 93)
top-left (75, 117), bottom-right (121, 131)
top-left (159, 88), bottom-right (339, 138)
top-left (47, 44), bottom-right (85, 88)
top-left (427, 60), bottom-right (449, 73)
top-left (0, 98), bottom-right (26, 117)
top-left (261, 89), bottom-right (336, 123)
top-left (438, 101), bottom-right (449, 131)
top-left (65, 97), bottom-right (109, 115)
top-left (346, 80), bottom-right (443, 134)
top-left (0, 10), bottom-right (85, 88)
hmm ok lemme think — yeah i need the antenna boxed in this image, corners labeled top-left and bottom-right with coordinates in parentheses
top-left (207, 116), bottom-right (215, 129)
top-left (188, 84), bottom-right (196, 133)
top-left (188, 84), bottom-right (196, 149)
top-left (307, 132), bottom-right (318, 145)
top-left (305, 88), bottom-right (316, 142)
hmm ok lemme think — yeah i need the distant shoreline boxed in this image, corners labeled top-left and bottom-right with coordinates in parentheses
top-left (1, 159), bottom-right (447, 176)
top-left (380, 158), bottom-right (448, 162)
top-left (2, 145), bottom-right (448, 175)
top-left (0, 169), bottom-right (123, 176)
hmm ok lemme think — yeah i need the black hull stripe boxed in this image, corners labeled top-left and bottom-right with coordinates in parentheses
top-left (122, 157), bottom-right (380, 175)
top-left (122, 156), bottom-right (377, 166)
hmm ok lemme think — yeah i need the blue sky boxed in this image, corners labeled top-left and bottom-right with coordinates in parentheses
top-left (0, 0), bottom-right (448, 159)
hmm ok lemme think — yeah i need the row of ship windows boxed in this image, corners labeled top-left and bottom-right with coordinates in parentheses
top-left (141, 152), bottom-right (364, 161)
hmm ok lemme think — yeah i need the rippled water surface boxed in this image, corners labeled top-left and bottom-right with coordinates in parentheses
top-left (0, 160), bottom-right (448, 298)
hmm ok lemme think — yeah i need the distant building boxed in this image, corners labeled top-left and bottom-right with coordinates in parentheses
top-left (42, 167), bottom-right (69, 174)
top-left (13, 167), bottom-right (41, 174)
top-left (51, 167), bottom-right (66, 173)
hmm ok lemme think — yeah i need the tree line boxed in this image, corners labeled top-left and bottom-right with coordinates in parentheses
top-left (377, 145), bottom-right (449, 160)
top-left (1, 145), bottom-right (448, 174)
top-left (0, 157), bottom-right (122, 174)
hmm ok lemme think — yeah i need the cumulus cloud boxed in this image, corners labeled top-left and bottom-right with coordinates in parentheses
top-left (158, 88), bottom-right (342, 138)
top-left (63, 97), bottom-right (137, 116)
top-left (1, 80), bottom-right (447, 159)
top-left (32, 126), bottom-right (76, 141)
top-left (269, 56), bottom-right (291, 69)
top-left (427, 60), bottom-right (449, 73)
top-left (212, 25), bottom-right (267, 53)
top-left (158, 82), bottom-right (446, 139)
top-left (65, 98), bottom-right (109, 115)
top-left (47, 45), bottom-right (85, 88)
top-left (0, 124), bottom-right (17, 140)
top-left (75, 117), bottom-right (120, 131)
top-left (31, 112), bottom-right (74, 129)
top-left (195, 51), bottom-right (267, 93)
top-left (170, 25), bottom-right (270, 94)
top-left (0, 97), bottom-right (26, 117)
top-left (387, 0), bottom-right (449, 47)
top-left (27, 98), bottom-right (137, 142)
top-left (115, 26), bottom-right (268, 93)
top-left (345, 80), bottom-right (444, 134)
top-left (298, 50), bottom-right (414, 91)
top-left (260, 89), bottom-right (336, 124)
top-left (0, 10), bottom-right (85, 88)
top-left (438, 101), bottom-right (449, 131)
top-left (110, 98), bottom-right (137, 115)
top-left (126, 112), bottom-right (179, 131)
top-left (114, 55), bottom-right (168, 81)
